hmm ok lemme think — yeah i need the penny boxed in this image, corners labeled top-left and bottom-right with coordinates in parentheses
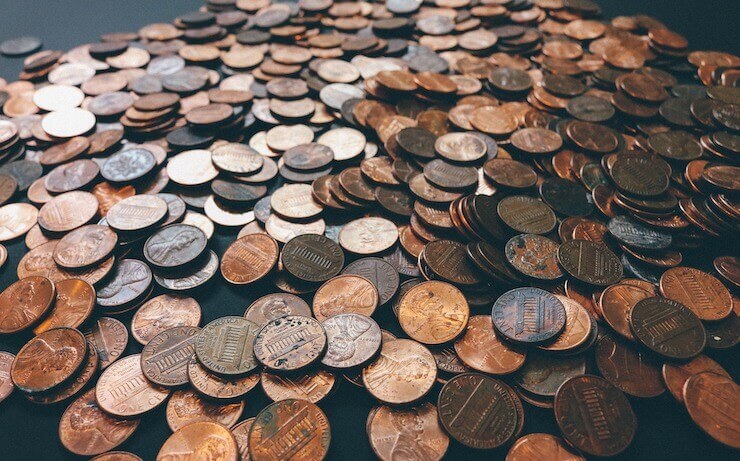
top-left (498, 195), bottom-right (557, 235)
top-left (0, 202), bottom-right (38, 241)
top-left (683, 372), bottom-right (740, 449)
top-left (505, 234), bottom-right (564, 281)
top-left (339, 217), bottom-right (398, 255)
top-left (254, 315), bottom-right (327, 372)
top-left (483, 158), bottom-right (537, 190)
top-left (101, 148), bottom-right (156, 183)
top-left (539, 295), bottom-right (593, 352)
top-left (558, 239), bottom-right (623, 286)
top-left (342, 257), bottom-right (400, 306)
top-left (142, 223), bottom-right (207, 270)
top-left (368, 403), bottom-right (449, 461)
top-left (320, 313), bottom-right (382, 370)
top-left (599, 284), bottom-right (653, 341)
top-left (195, 317), bottom-right (260, 376)
top-left (187, 357), bottom-right (259, 402)
top-left (91, 453), bottom-right (142, 461)
top-left (131, 294), bottom-right (200, 345)
top-left (422, 240), bottom-right (483, 286)
top-left (631, 297), bottom-right (706, 360)
top-left (107, 194), bottom-right (168, 233)
top-left (32, 279), bottom-right (95, 335)
top-left (270, 183), bottom-right (323, 220)
top-left (0, 351), bottom-right (14, 403)
top-left (53, 225), bottom-right (117, 270)
top-left (43, 159), bottom-right (100, 194)
top-left (554, 375), bottom-right (636, 457)
top-left (40, 136), bottom-right (89, 166)
top-left (165, 389), bottom-right (244, 432)
top-left (231, 418), bottom-right (256, 461)
top-left (141, 326), bottom-right (200, 387)
top-left (492, 287), bottom-right (566, 344)
top-left (507, 433), bottom-right (585, 461)
top-left (38, 191), bottom-right (98, 235)
top-left (96, 259), bottom-right (152, 310)
top-left (96, 354), bottom-right (169, 417)
top-left (26, 342), bottom-right (99, 405)
top-left (363, 338), bottom-right (436, 405)
top-left (313, 275), bottom-right (379, 322)
top-left (663, 355), bottom-right (730, 406)
top-left (59, 389), bottom-right (139, 456)
top-left (608, 215), bottom-right (672, 251)
top-left (611, 155), bottom-right (670, 197)
top-left (0, 275), bottom-right (55, 334)
top-left (438, 373), bottom-right (519, 449)
top-left (167, 149), bottom-right (219, 186)
top-left (244, 293), bottom-right (311, 328)
top-left (12, 327), bottom-right (86, 393)
top-left (510, 127), bottom-right (563, 154)
top-left (515, 353), bottom-right (587, 398)
top-left (85, 317), bottom-right (128, 369)
top-left (595, 333), bottom-right (665, 398)
top-left (1, 36), bottom-right (42, 56)
top-left (261, 369), bottom-right (337, 403)
top-left (454, 315), bottom-right (526, 374)
top-left (397, 280), bottom-right (469, 345)
top-left (249, 399), bottom-right (330, 461)
top-left (158, 421), bottom-right (238, 461)
top-left (659, 266), bottom-right (733, 322)
top-left (282, 233), bottom-right (344, 283)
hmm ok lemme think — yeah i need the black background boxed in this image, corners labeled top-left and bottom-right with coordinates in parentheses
top-left (0, 1), bottom-right (738, 460)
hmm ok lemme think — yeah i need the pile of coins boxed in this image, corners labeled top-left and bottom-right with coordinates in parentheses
top-left (0, 0), bottom-right (738, 459)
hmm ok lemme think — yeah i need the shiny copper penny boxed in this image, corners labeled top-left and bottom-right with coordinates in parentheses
top-left (244, 293), bottom-right (311, 328)
top-left (249, 399), bottom-right (330, 461)
top-left (33, 279), bottom-right (95, 335)
top-left (539, 296), bottom-right (592, 352)
top-left (261, 368), bottom-right (337, 403)
top-left (492, 287), bottom-right (566, 345)
top-left (438, 373), bottom-right (519, 449)
top-left (313, 274), bottom-right (379, 322)
top-left (506, 433), bottom-right (585, 461)
top-left (368, 402), bottom-right (449, 461)
top-left (363, 339), bottom-right (436, 405)
top-left (398, 281), bottom-right (469, 345)
top-left (96, 354), bottom-right (170, 417)
top-left (158, 421), bottom-right (238, 461)
top-left (0, 275), bottom-right (55, 334)
top-left (187, 356), bottom-right (259, 402)
top-left (659, 266), bottom-right (733, 322)
top-left (132, 294), bottom-right (200, 345)
top-left (91, 452), bottom-right (142, 461)
top-left (195, 316), bottom-right (261, 376)
top-left (26, 340), bottom-right (98, 405)
top-left (221, 233), bottom-right (279, 285)
top-left (53, 225), bottom-right (117, 269)
top-left (12, 327), bottom-right (87, 393)
top-left (662, 355), bottom-right (730, 404)
top-left (0, 202), bottom-right (39, 241)
top-left (554, 375), bottom-right (636, 457)
top-left (505, 234), bottom-right (564, 281)
top-left (141, 326), bottom-right (201, 387)
top-left (630, 297), bottom-right (706, 360)
top-left (59, 389), bottom-right (139, 456)
top-left (599, 284), bottom-right (653, 341)
top-left (683, 372), bottom-right (740, 449)
top-left (254, 315), bottom-right (326, 372)
top-left (166, 389), bottom-right (244, 432)
top-left (321, 313), bottom-right (382, 369)
top-left (231, 418), bottom-right (255, 461)
top-left (454, 315), bottom-right (526, 374)
top-left (85, 317), bottom-right (128, 369)
top-left (38, 191), bottom-right (99, 235)
top-left (595, 333), bottom-right (665, 398)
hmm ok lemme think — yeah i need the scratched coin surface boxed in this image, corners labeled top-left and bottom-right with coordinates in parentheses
top-left (683, 372), bottom-right (740, 449)
top-left (158, 421), bottom-right (238, 461)
top-left (505, 234), bottom-right (564, 281)
top-left (249, 399), bottom-right (331, 461)
top-left (195, 316), bottom-right (261, 376)
top-left (492, 287), bottom-right (566, 345)
top-left (368, 402), bottom-right (449, 461)
top-left (659, 266), bottom-right (733, 322)
top-left (11, 327), bottom-right (87, 393)
top-left (312, 274), bottom-right (379, 322)
top-left (398, 281), bottom-right (469, 345)
top-left (363, 339), bottom-right (436, 405)
top-left (454, 315), bottom-right (526, 374)
top-left (629, 297), bottom-right (706, 360)
top-left (438, 373), bottom-right (519, 449)
top-left (95, 354), bottom-right (170, 417)
top-left (244, 293), bottom-right (311, 328)
top-left (254, 315), bottom-right (327, 372)
top-left (321, 313), bottom-right (382, 369)
top-left (132, 294), bottom-right (201, 345)
top-left (141, 326), bottom-right (201, 387)
top-left (554, 375), bottom-right (636, 457)
top-left (165, 389), bottom-right (244, 432)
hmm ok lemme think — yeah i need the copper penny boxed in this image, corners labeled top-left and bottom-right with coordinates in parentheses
top-left (339, 217), bottom-right (398, 254)
top-left (0, 275), bottom-right (55, 334)
top-left (0, 202), bottom-right (38, 241)
top-left (368, 403), bottom-right (449, 461)
top-left (454, 315), bottom-right (526, 374)
top-left (261, 368), bottom-right (337, 403)
top-left (539, 295), bottom-right (592, 352)
top-left (32, 279), bottom-right (95, 335)
top-left (26, 340), bottom-right (98, 405)
top-left (595, 333), bottom-right (665, 398)
top-left (85, 317), bottom-right (128, 369)
top-left (254, 315), bottom-right (326, 372)
top-left (249, 399), bottom-right (330, 461)
top-left (158, 421), bottom-right (238, 461)
top-left (507, 433), bottom-right (585, 461)
top-left (342, 257), bottom-right (401, 306)
top-left (232, 418), bottom-right (255, 461)
top-left (434, 132), bottom-right (487, 162)
top-left (483, 158), bottom-right (538, 190)
top-left (195, 316), bottom-right (261, 375)
top-left (59, 389), bottom-right (139, 456)
top-left (92, 182), bottom-right (136, 217)
top-left (38, 191), bottom-right (99, 234)
top-left (141, 326), bottom-right (201, 387)
top-left (683, 372), bottom-right (740, 449)
top-left (321, 313), bottom-right (382, 369)
top-left (43, 160), bottom-right (99, 194)
top-left (187, 357), bottom-right (259, 401)
top-left (91, 453), bottom-right (142, 461)
top-left (165, 389), bottom-right (244, 432)
top-left (96, 354), bottom-right (169, 417)
top-left (662, 355), bottom-right (730, 404)
top-left (492, 287), bottom-right (566, 344)
top-left (497, 195), bottom-right (556, 235)
top-left (0, 351), bottom-right (15, 403)
top-left (313, 274), bottom-right (379, 322)
top-left (106, 194), bottom-right (168, 232)
top-left (132, 294), bottom-right (201, 345)
top-left (630, 297), bottom-right (706, 360)
top-left (12, 327), bottom-right (86, 393)
top-left (363, 339), bottom-right (436, 405)
top-left (244, 293), bottom-right (311, 328)
top-left (398, 281), bottom-right (469, 345)
top-left (221, 233), bottom-right (279, 285)
top-left (53, 225), bottom-right (117, 269)
top-left (505, 234), bottom-right (564, 281)
top-left (659, 266), bottom-right (733, 321)
top-left (599, 284), bottom-right (653, 341)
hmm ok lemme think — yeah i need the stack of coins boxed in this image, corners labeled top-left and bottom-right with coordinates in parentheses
top-left (0, 0), bottom-right (738, 459)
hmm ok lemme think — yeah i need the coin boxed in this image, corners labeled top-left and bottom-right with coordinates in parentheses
top-left (0, 275), bottom-right (55, 334)
top-left (595, 333), bottom-right (665, 398)
top-left (554, 375), bottom-right (636, 457)
top-left (599, 283), bottom-right (652, 341)
top-left (59, 389), bottom-right (140, 456)
top-left (26, 340), bottom-right (98, 405)
top-left (659, 266), bottom-right (733, 321)
top-left (244, 293), bottom-right (311, 328)
top-left (254, 315), bottom-right (326, 372)
top-left (282, 233), bottom-right (344, 282)
top-left (107, 194), bottom-right (168, 233)
top-left (158, 421), bottom-right (238, 461)
top-left (165, 389), bottom-right (243, 432)
top-left (368, 403), bottom-right (449, 461)
top-left (187, 357), bottom-right (259, 402)
top-left (91, 453), bottom-right (142, 461)
top-left (195, 317), bottom-right (260, 376)
top-left (0, 202), bottom-right (38, 241)
top-left (132, 294), bottom-right (201, 345)
top-left (339, 217), bottom-right (398, 254)
top-left (505, 234), bottom-right (564, 281)
top-left (321, 313), bottom-right (382, 369)
top-left (454, 315), bottom-right (526, 374)
top-left (141, 326), bottom-right (201, 386)
top-left (492, 287), bottom-right (566, 345)
top-left (515, 353), bottom-right (588, 399)
top-left (608, 215), bottom-right (672, 251)
top-left (313, 274), bottom-right (379, 322)
top-left (220, 233), bottom-right (279, 284)
top-left (0, 351), bottom-right (15, 403)
top-left (363, 339), bottom-right (436, 405)
top-left (629, 297), bottom-right (706, 360)
top-left (53, 225), bottom-right (118, 269)
top-left (32, 279), bottom-right (95, 335)
top-left (398, 281), bottom-right (469, 345)
top-left (12, 327), bottom-right (87, 393)
top-left (507, 433), bottom-right (585, 461)
top-left (261, 368), bottom-right (337, 403)
top-left (342, 257), bottom-right (400, 306)
top-left (539, 296), bottom-right (593, 352)
top-left (683, 372), bottom-right (740, 449)
top-left (557, 239), bottom-right (623, 286)
top-left (85, 317), bottom-right (128, 369)
top-left (498, 195), bottom-right (556, 235)
top-left (96, 354), bottom-right (170, 417)
top-left (249, 399), bottom-right (330, 461)
top-left (96, 259), bottom-right (152, 310)
top-left (662, 355), bottom-right (730, 404)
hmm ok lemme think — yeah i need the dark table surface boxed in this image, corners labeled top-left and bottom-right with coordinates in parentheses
top-left (0, 1), bottom-right (738, 460)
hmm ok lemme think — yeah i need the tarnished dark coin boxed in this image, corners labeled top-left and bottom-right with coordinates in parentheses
top-left (96, 259), bottom-right (152, 310)
top-left (608, 215), bottom-right (672, 251)
top-left (11, 327), bottom-right (87, 393)
top-left (492, 287), bottom-right (566, 344)
top-left (397, 127), bottom-right (437, 159)
top-left (154, 250), bottom-right (219, 291)
top-left (321, 313), bottom-right (382, 369)
top-left (284, 143), bottom-right (334, 171)
top-left (539, 177), bottom-right (593, 217)
top-left (423, 159), bottom-right (477, 190)
top-left (282, 233), bottom-right (344, 283)
top-left (84, 317), bottom-right (128, 369)
top-left (567, 95), bottom-right (615, 122)
top-left (558, 239), bottom-right (623, 286)
top-left (438, 373), bottom-right (519, 449)
top-left (554, 375), bottom-right (636, 457)
top-left (143, 223), bottom-right (207, 270)
top-left (629, 297), bottom-right (706, 360)
top-left (422, 239), bottom-right (483, 287)
top-left (244, 293), bottom-right (311, 328)
top-left (515, 353), bottom-right (587, 398)
top-left (212, 180), bottom-right (267, 205)
top-left (375, 186), bottom-right (413, 217)
top-left (611, 155), bottom-right (670, 197)
top-left (141, 326), bottom-right (201, 386)
top-left (342, 257), bottom-right (400, 306)
top-left (195, 316), bottom-right (261, 376)
top-left (253, 315), bottom-right (327, 372)
top-left (505, 234), bottom-right (564, 281)
top-left (497, 195), bottom-right (556, 235)
top-left (101, 148), bottom-right (156, 183)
